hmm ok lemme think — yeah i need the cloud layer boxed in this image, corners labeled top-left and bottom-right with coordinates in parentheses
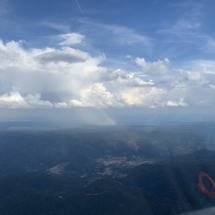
top-left (0, 36), bottom-right (214, 109)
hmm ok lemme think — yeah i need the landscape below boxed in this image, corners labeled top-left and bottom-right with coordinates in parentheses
top-left (0, 124), bottom-right (215, 215)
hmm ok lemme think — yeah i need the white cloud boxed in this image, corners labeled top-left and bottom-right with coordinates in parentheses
top-left (192, 60), bottom-right (215, 74)
top-left (0, 92), bottom-right (53, 108)
top-left (135, 58), bottom-right (170, 76)
top-left (0, 38), bottom-right (214, 109)
top-left (120, 87), bottom-right (165, 106)
top-left (0, 92), bottom-right (29, 108)
top-left (165, 98), bottom-right (188, 107)
top-left (70, 83), bottom-right (119, 108)
top-left (57, 33), bottom-right (85, 46)
top-left (125, 55), bottom-right (132, 59)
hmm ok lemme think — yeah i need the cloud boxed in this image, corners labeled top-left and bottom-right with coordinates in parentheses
top-left (112, 26), bottom-right (150, 46)
top-left (193, 60), bottom-right (215, 74)
top-left (125, 55), bottom-right (132, 59)
top-left (0, 0), bottom-right (9, 16)
top-left (35, 48), bottom-right (89, 64)
top-left (158, 19), bottom-right (200, 36)
top-left (157, 2), bottom-right (202, 46)
top-left (39, 21), bottom-right (71, 32)
top-left (56, 33), bottom-right (85, 46)
top-left (0, 92), bottom-right (53, 108)
top-left (206, 37), bottom-right (215, 50)
top-left (0, 38), bottom-right (215, 109)
top-left (120, 87), bottom-right (165, 107)
top-left (80, 22), bottom-right (153, 54)
top-left (174, 19), bottom-right (200, 30)
top-left (70, 83), bottom-right (119, 108)
top-left (135, 58), bottom-right (170, 76)
top-left (165, 98), bottom-right (188, 107)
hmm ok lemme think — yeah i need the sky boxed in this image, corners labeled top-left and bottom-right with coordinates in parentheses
top-left (0, 0), bottom-right (215, 125)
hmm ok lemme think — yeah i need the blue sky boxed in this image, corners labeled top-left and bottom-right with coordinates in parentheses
top-left (0, 0), bottom-right (215, 124)
top-left (1, 0), bottom-right (214, 62)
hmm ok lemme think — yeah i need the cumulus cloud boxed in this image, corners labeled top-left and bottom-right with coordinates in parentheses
top-left (165, 98), bottom-right (188, 107)
top-left (0, 92), bottom-right (53, 108)
top-left (0, 38), bottom-right (214, 109)
top-left (70, 83), bottom-right (119, 108)
top-left (135, 58), bottom-right (170, 76)
top-left (120, 87), bottom-right (165, 106)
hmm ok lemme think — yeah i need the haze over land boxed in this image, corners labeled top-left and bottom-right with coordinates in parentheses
top-left (0, 125), bottom-right (214, 215)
